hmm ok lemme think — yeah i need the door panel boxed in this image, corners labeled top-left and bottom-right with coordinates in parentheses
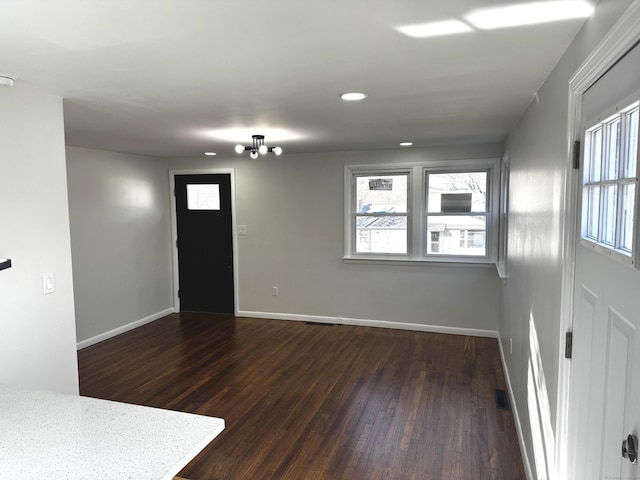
top-left (175, 174), bottom-right (234, 314)
top-left (572, 247), bottom-right (640, 479)
top-left (602, 310), bottom-right (635, 478)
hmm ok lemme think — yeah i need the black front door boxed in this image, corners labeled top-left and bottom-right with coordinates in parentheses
top-left (175, 174), bottom-right (234, 314)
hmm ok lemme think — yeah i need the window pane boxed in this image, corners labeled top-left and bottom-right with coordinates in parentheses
top-left (427, 216), bottom-right (486, 256)
top-left (604, 118), bottom-right (620, 180)
top-left (356, 175), bottom-right (407, 214)
top-left (601, 185), bottom-right (617, 245)
top-left (621, 183), bottom-right (635, 252)
top-left (585, 186), bottom-right (600, 240)
top-left (587, 127), bottom-right (602, 182)
top-left (356, 216), bottom-right (407, 254)
top-left (428, 172), bottom-right (487, 213)
top-left (187, 184), bottom-right (220, 210)
top-left (625, 108), bottom-right (638, 178)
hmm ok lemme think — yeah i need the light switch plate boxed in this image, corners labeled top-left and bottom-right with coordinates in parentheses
top-left (238, 225), bottom-right (248, 235)
top-left (42, 272), bottom-right (55, 295)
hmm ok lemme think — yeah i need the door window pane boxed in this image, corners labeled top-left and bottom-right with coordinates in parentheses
top-left (586, 186), bottom-right (600, 240)
top-left (625, 108), bottom-right (638, 178)
top-left (621, 183), bottom-right (635, 252)
top-left (587, 127), bottom-right (602, 182)
top-left (604, 119), bottom-right (620, 180)
top-left (187, 184), bottom-right (220, 210)
top-left (601, 185), bottom-right (618, 245)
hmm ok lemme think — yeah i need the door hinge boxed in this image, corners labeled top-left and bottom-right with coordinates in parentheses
top-left (565, 331), bottom-right (573, 359)
top-left (572, 140), bottom-right (581, 170)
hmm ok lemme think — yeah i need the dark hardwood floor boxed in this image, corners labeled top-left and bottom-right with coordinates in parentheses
top-left (78, 313), bottom-right (526, 480)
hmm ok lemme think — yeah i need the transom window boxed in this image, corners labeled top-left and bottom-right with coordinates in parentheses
top-left (581, 100), bottom-right (639, 262)
top-left (345, 159), bottom-right (500, 264)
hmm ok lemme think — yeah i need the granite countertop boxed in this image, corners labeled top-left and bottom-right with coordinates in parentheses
top-left (0, 385), bottom-right (224, 479)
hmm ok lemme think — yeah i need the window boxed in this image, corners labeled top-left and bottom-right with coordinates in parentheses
top-left (345, 159), bottom-right (500, 264)
top-left (426, 171), bottom-right (489, 257)
top-left (353, 173), bottom-right (409, 254)
top-left (187, 184), bottom-right (220, 210)
top-left (581, 101), bottom-right (638, 263)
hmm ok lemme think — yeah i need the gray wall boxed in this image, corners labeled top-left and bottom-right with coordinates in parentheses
top-left (501, 0), bottom-right (634, 478)
top-left (0, 84), bottom-right (78, 394)
top-left (66, 147), bottom-right (173, 344)
top-left (170, 143), bottom-right (503, 333)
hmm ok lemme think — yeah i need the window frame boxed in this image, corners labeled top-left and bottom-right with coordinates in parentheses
top-left (344, 158), bottom-right (500, 265)
top-left (580, 97), bottom-right (640, 268)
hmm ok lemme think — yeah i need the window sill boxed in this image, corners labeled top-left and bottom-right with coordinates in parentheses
top-left (342, 256), bottom-right (497, 269)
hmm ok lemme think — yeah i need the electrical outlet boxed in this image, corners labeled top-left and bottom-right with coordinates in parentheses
top-left (272, 286), bottom-right (278, 296)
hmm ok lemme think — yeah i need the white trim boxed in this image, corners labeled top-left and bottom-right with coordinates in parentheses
top-left (237, 310), bottom-right (499, 338)
top-left (558, 2), bottom-right (640, 479)
top-left (168, 168), bottom-right (239, 315)
top-left (76, 308), bottom-right (175, 350)
top-left (498, 338), bottom-right (534, 480)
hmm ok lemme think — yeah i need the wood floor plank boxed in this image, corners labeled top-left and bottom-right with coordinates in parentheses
top-left (78, 313), bottom-right (526, 480)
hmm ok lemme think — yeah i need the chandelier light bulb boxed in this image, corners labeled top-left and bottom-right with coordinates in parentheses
top-left (250, 150), bottom-right (259, 159)
top-left (235, 144), bottom-right (245, 154)
top-left (258, 145), bottom-right (268, 155)
top-left (273, 147), bottom-right (283, 155)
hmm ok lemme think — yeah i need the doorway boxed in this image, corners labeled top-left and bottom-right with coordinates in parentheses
top-left (564, 32), bottom-right (640, 480)
top-left (170, 170), bottom-right (236, 314)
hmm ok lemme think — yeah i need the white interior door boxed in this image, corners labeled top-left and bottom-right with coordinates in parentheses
top-left (569, 44), bottom-right (640, 480)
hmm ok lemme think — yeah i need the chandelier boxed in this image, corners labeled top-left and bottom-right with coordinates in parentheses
top-left (234, 135), bottom-right (282, 159)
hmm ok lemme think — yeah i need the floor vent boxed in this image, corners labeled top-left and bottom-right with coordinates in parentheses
top-left (305, 321), bottom-right (333, 326)
top-left (495, 389), bottom-right (510, 410)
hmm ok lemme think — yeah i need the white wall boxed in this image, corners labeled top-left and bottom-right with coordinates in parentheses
top-left (0, 83), bottom-right (78, 394)
top-left (66, 147), bottom-right (174, 345)
top-left (170, 143), bottom-right (503, 334)
top-left (501, 0), bottom-right (634, 478)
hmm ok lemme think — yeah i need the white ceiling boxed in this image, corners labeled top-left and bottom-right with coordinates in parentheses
top-left (0, 0), bottom-right (590, 157)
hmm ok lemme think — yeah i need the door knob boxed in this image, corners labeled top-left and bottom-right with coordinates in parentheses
top-left (622, 434), bottom-right (638, 464)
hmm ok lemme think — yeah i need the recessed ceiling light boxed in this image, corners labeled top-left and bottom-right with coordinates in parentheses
top-left (0, 75), bottom-right (15, 87)
top-left (466, 0), bottom-right (594, 30)
top-left (396, 20), bottom-right (472, 38)
top-left (400, 142), bottom-right (413, 147)
top-left (204, 152), bottom-right (217, 156)
top-left (340, 92), bottom-right (368, 101)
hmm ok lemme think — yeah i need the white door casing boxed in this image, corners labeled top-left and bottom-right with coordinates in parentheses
top-left (560, 3), bottom-right (640, 479)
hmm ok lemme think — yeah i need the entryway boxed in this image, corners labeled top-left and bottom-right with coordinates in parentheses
top-left (171, 171), bottom-right (236, 314)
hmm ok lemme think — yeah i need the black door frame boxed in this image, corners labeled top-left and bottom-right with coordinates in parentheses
top-left (169, 168), bottom-right (238, 314)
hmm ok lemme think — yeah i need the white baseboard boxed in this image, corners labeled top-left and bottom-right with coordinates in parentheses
top-left (76, 307), bottom-right (175, 350)
top-left (497, 336), bottom-right (534, 480)
top-left (236, 310), bottom-right (499, 338)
